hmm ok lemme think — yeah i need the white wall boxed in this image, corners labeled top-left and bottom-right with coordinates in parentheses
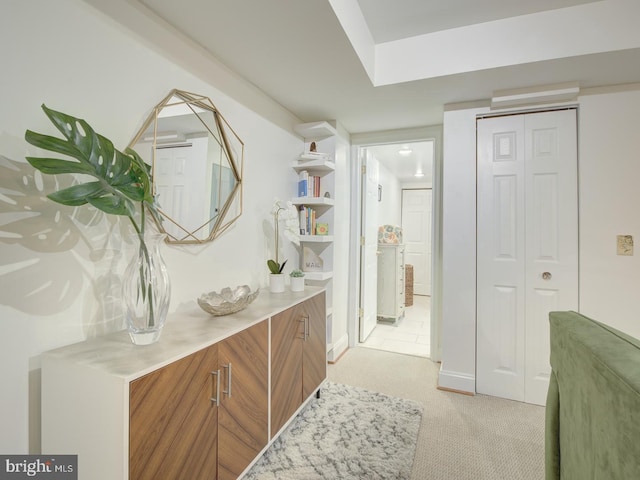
top-left (377, 161), bottom-right (402, 228)
top-left (0, 0), bottom-right (304, 453)
top-left (578, 87), bottom-right (640, 332)
top-left (440, 105), bottom-right (482, 392)
top-left (440, 86), bottom-right (640, 392)
top-left (330, 123), bottom-right (352, 359)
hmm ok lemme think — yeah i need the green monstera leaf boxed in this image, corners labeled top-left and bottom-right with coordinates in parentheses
top-left (25, 104), bottom-right (155, 225)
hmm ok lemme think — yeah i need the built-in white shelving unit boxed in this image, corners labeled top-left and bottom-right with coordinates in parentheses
top-left (291, 197), bottom-right (335, 206)
top-left (293, 120), bottom-right (337, 350)
top-left (297, 235), bottom-right (334, 243)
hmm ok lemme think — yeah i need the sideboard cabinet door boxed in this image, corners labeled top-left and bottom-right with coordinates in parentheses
top-left (302, 292), bottom-right (327, 399)
top-left (270, 302), bottom-right (304, 437)
top-left (129, 345), bottom-right (218, 480)
top-left (218, 320), bottom-right (269, 480)
top-left (271, 292), bottom-right (326, 437)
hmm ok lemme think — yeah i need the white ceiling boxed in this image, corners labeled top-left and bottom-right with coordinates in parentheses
top-left (357, 0), bottom-right (599, 42)
top-left (366, 141), bottom-right (434, 185)
top-left (89, 0), bottom-right (640, 135)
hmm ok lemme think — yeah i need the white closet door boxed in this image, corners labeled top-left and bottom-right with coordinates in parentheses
top-left (477, 115), bottom-right (526, 402)
top-left (402, 189), bottom-right (432, 295)
top-left (523, 110), bottom-right (578, 404)
top-left (476, 109), bottom-right (578, 405)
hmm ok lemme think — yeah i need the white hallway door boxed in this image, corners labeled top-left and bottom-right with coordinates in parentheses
top-left (476, 109), bottom-right (578, 406)
top-left (359, 150), bottom-right (380, 342)
top-left (401, 189), bottom-right (432, 295)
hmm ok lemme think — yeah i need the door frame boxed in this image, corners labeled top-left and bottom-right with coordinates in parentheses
top-left (348, 126), bottom-right (443, 361)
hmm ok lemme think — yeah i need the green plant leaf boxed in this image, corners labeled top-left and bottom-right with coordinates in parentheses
top-left (47, 182), bottom-right (104, 206)
top-left (267, 259), bottom-right (279, 274)
top-left (125, 148), bottom-right (156, 207)
top-left (89, 195), bottom-right (134, 217)
top-left (24, 104), bottom-right (151, 219)
top-left (24, 132), bottom-right (93, 168)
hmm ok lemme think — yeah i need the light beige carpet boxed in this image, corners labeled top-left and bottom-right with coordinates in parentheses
top-left (328, 347), bottom-right (545, 480)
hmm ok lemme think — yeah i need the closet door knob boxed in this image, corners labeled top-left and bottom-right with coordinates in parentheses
top-left (542, 272), bottom-right (552, 280)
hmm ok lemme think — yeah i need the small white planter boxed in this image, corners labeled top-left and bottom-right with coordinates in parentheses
top-left (269, 274), bottom-right (285, 293)
top-left (290, 276), bottom-right (305, 292)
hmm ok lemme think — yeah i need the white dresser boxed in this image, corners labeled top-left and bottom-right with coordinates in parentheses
top-left (377, 244), bottom-right (405, 322)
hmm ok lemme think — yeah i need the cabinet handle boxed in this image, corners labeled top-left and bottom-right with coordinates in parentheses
top-left (306, 315), bottom-right (310, 341)
top-left (223, 363), bottom-right (232, 398)
top-left (298, 315), bottom-right (310, 341)
top-left (210, 370), bottom-right (220, 406)
top-left (298, 316), bottom-right (306, 340)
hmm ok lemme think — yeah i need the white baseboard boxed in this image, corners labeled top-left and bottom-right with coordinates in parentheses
top-left (438, 364), bottom-right (475, 394)
top-left (327, 333), bottom-right (349, 363)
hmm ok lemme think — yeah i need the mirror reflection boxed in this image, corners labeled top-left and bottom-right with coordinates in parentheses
top-left (130, 89), bottom-right (243, 244)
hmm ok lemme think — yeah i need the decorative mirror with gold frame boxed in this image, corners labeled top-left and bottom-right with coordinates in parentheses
top-left (129, 89), bottom-right (243, 244)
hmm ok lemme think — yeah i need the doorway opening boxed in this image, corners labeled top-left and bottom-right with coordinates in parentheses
top-left (356, 140), bottom-right (435, 358)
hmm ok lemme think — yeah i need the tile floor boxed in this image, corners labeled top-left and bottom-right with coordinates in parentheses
top-left (360, 295), bottom-right (431, 358)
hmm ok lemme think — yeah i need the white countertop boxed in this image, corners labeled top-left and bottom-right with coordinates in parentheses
top-left (42, 287), bottom-right (325, 381)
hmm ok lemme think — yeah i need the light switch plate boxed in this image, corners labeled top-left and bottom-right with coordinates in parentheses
top-left (617, 235), bottom-right (633, 256)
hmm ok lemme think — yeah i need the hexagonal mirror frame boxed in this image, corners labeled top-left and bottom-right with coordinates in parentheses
top-left (129, 89), bottom-right (243, 244)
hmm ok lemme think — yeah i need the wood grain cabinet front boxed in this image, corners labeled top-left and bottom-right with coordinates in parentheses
top-left (129, 320), bottom-right (268, 480)
top-left (41, 289), bottom-right (325, 480)
top-left (271, 292), bottom-right (326, 437)
top-left (129, 345), bottom-right (218, 480)
top-left (217, 320), bottom-right (269, 480)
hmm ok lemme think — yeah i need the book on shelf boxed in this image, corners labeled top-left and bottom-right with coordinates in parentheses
top-left (315, 223), bottom-right (329, 235)
top-left (298, 206), bottom-right (317, 235)
top-left (298, 206), bottom-right (306, 235)
top-left (297, 170), bottom-right (321, 198)
top-left (298, 180), bottom-right (307, 197)
top-left (298, 170), bottom-right (308, 197)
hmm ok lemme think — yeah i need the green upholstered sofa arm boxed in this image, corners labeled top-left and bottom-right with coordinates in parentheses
top-left (546, 311), bottom-right (640, 479)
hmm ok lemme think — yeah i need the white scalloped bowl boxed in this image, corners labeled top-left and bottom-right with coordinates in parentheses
top-left (198, 285), bottom-right (260, 316)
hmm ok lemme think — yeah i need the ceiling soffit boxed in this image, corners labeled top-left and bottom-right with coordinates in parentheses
top-left (357, 0), bottom-right (600, 43)
top-left (332, 1), bottom-right (640, 87)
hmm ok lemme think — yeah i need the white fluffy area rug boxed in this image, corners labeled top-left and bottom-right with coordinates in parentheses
top-left (244, 382), bottom-right (423, 480)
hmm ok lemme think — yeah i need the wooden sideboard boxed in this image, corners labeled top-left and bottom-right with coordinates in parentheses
top-left (41, 288), bottom-right (327, 480)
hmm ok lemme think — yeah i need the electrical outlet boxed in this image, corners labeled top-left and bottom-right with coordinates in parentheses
top-left (617, 235), bottom-right (633, 256)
